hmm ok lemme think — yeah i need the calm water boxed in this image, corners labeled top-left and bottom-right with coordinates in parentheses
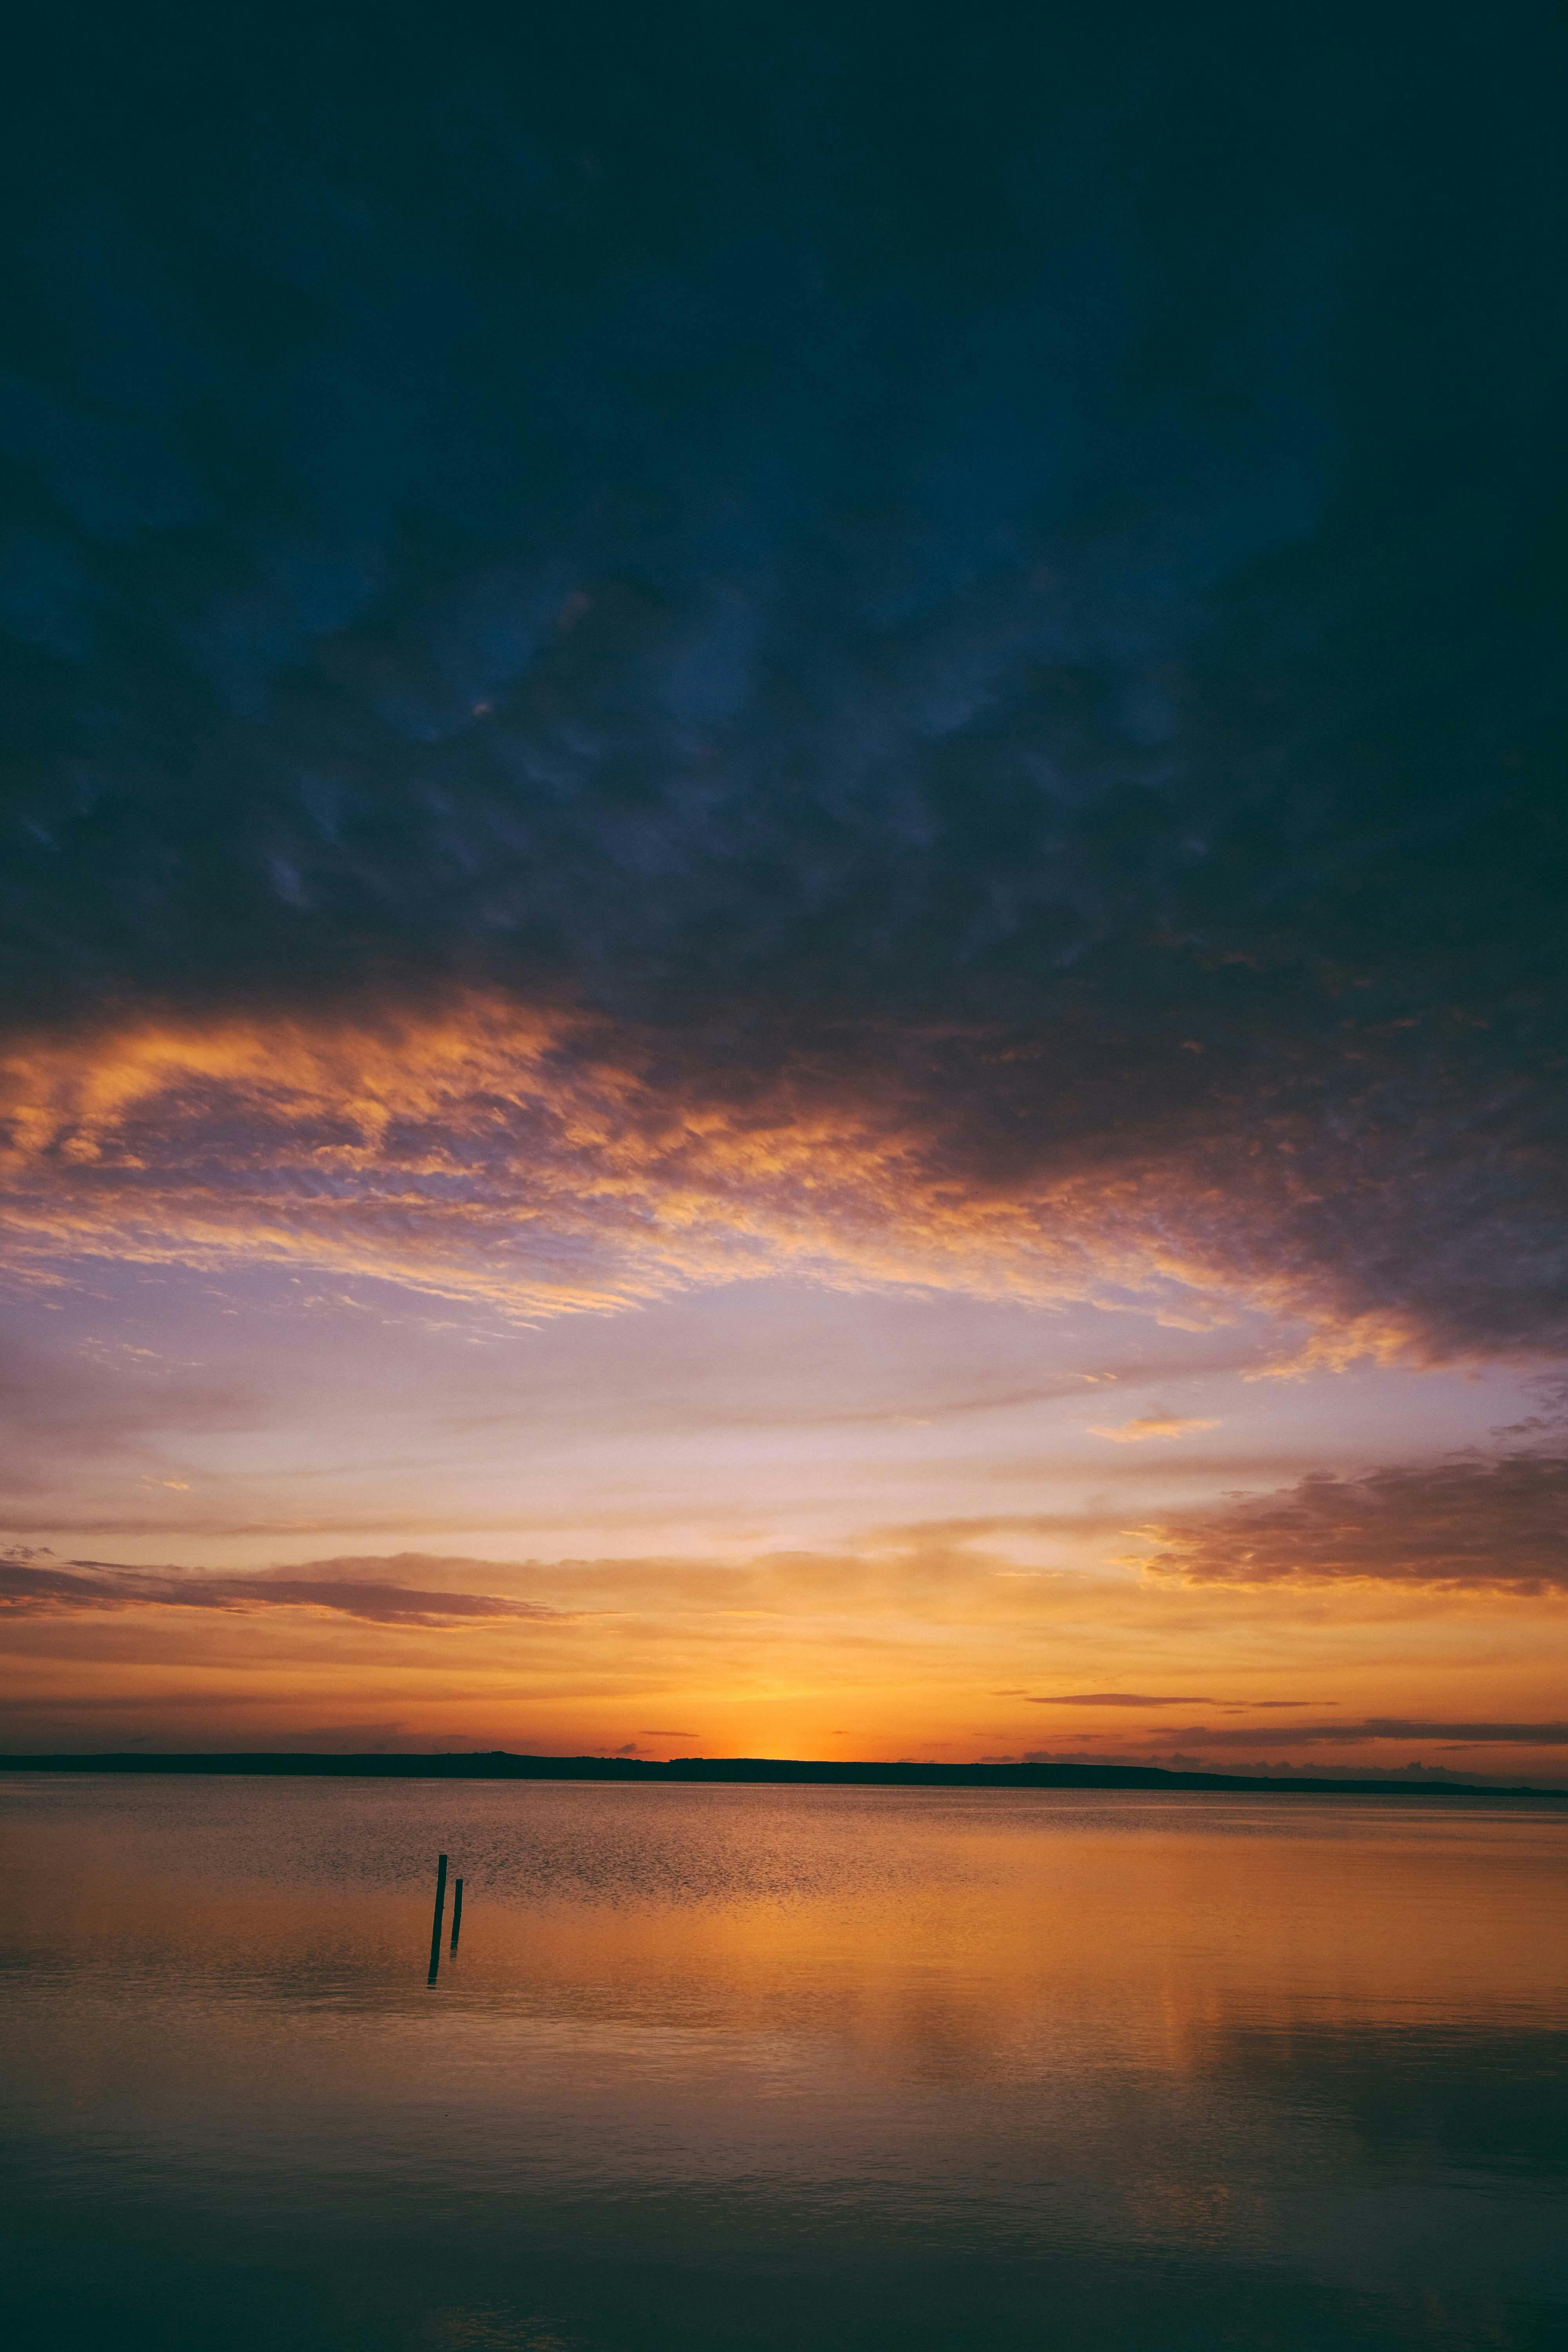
top-left (2, 1777), bottom-right (1565, 2351)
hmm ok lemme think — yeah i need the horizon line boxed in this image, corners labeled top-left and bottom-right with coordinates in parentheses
top-left (3, 1751), bottom-right (1564, 1802)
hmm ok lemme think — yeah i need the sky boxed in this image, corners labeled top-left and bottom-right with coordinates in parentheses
top-left (2, 5), bottom-right (1566, 1774)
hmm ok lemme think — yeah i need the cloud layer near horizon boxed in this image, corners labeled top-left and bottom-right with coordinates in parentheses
top-left (11, 1425), bottom-right (1568, 1627)
top-left (1138, 1717), bottom-right (1568, 1750)
top-left (4, 1521), bottom-right (1565, 1767)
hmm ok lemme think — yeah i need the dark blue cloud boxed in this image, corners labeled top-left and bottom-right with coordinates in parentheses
top-left (1, 5), bottom-right (1564, 1349)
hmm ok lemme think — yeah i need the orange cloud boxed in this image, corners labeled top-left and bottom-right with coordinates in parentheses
top-left (0, 994), bottom-right (1451, 1359)
top-left (1088, 1414), bottom-right (1221, 1442)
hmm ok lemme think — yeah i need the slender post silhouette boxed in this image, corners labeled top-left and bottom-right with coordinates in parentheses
top-left (450, 1876), bottom-right (464, 1953)
top-left (427, 1853), bottom-right (448, 1984)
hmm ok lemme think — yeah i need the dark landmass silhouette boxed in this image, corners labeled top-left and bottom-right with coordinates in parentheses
top-left (1, 1753), bottom-right (1563, 1799)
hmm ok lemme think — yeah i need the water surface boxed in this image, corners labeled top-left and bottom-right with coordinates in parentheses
top-left (3, 1776), bottom-right (1565, 2349)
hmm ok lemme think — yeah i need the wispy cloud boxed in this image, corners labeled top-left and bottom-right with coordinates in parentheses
top-left (1024, 1691), bottom-right (1212, 1706)
top-left (0, 1551), bottom-right (563, 1628)
top-left (1088, 1415), bottom-right (1221, 1443)
top-left (1149, 1719), bottom-right (1568, 1749)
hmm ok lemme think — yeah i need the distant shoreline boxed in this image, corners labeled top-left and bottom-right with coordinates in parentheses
top-left (2, 1752), bottom-right (1564, 1800)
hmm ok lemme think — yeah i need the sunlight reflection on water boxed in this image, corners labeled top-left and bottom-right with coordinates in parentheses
top-left (2, 1776), bottom-right (1565, 2350)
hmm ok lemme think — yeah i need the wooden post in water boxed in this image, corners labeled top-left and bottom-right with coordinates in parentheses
top-left (427, 1853), bottom-right (448, 1984)
top-left (450, 1876), bottom-right (464, 1953)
